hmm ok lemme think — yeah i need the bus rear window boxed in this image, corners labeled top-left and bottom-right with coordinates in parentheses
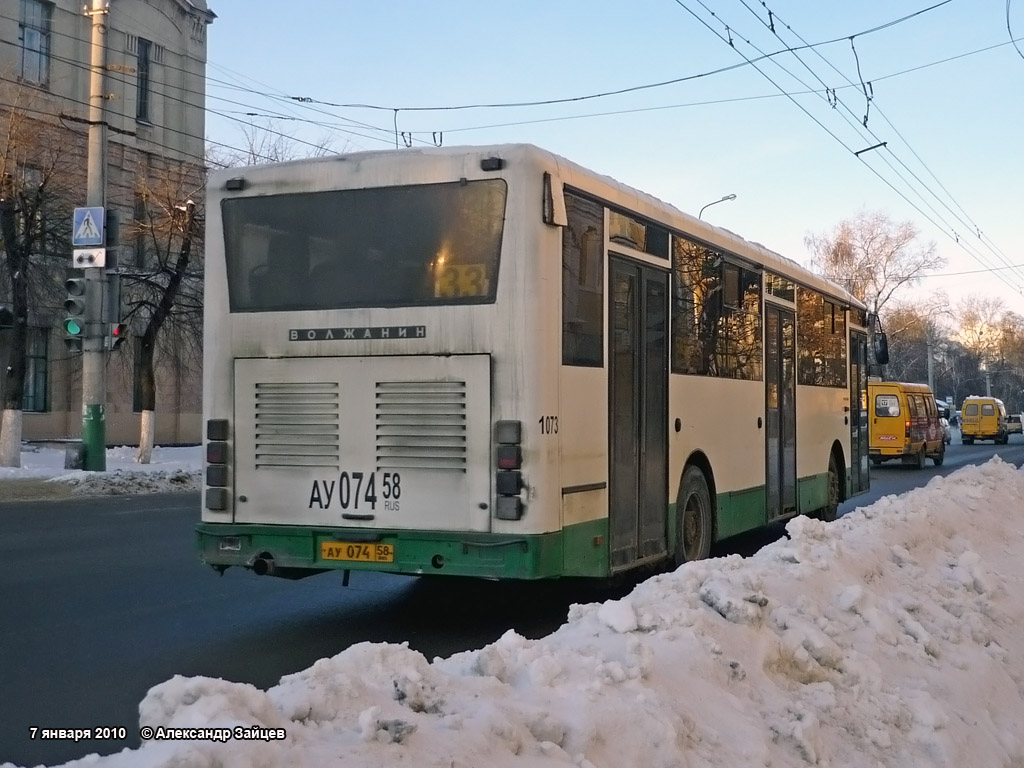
top-left (221, 179), bottom-right (507, 311)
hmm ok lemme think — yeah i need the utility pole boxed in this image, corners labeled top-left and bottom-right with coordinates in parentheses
top-left (83, 0), bottom-right (109, 470)
top-left (926, 338), bottom-right (934, 392)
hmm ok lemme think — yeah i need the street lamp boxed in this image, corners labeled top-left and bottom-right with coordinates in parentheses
top-left (698, 193), bottom-right (737, 220)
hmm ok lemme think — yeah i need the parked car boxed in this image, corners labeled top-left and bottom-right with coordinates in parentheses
top-left (939, 417), bottom-right (952, 445)
top-left (1008, 414), bottom-right (1023, 436)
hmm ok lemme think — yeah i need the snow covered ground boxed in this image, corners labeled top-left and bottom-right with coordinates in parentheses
top-left (3, 457), bottom-right (1024, 768)
top-left (0, 445), bottom-right (201, 495)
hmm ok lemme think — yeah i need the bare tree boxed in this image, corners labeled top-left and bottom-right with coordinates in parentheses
top-left (954, 296), bottom-right (1005, 362)
top-left (877, 294), bottom-right (954, 382)
top-left (123, 162), bottom-right (205, 462)
top-left (0, 86), bottom-right (79, 467)
top-left (879, 302), bottom-right (931, 383)
top-left (207, 118), bottom-right (336, 169)
top-left (805, 210), bottom-right (945, 316)
top-left (997, 312), bottom-right (1024, 412)
top-left (933, 340), bottom-right (978, 411)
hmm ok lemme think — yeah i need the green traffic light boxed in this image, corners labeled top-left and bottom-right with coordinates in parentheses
top-left (63, 318), bottom-right (83, 335)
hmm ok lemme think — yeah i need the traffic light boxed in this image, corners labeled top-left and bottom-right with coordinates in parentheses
top-left (63, 276), bottom-right (87, 353)
top-left (109, 322), bottom-right (128, 351)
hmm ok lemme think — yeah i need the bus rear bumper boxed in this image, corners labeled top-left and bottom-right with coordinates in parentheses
top-left (196, 523), bottom-right (574, 581)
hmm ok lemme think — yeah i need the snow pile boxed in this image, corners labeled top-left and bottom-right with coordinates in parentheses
top-left (0, 444), bottom-right (201, 495)
top-left (10, 458), bottom-right (1024, 768)
top-left (47, 467), bottom-right (200, 495)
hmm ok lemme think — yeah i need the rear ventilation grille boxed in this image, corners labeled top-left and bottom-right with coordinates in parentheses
top-left (376, 380), bottom-right (467, 472)
top-left (254, 382), bottom-right (340, 469)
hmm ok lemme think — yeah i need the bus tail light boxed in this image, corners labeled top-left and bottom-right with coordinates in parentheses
top-left (205, 419), bottom-right (230, 511)
top-left (495, 420), bottom-right (524, 521)
top-left (496, 445), bottom-right (522, 470)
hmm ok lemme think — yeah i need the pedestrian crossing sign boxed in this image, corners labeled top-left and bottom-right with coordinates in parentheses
top-left (72, 207), bottom-right (104, 247)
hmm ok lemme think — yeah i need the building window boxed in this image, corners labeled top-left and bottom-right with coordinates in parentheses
top-left (562, 193), bottom-right (604, 367)
top-left (22, 326), bottom-right (49, 412)
top-left (136, 38), bottom-right (151, 122)
top-left (19, 0), bottom-right (52, 86)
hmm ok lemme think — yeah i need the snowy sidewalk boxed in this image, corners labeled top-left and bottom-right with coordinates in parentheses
top-left (0, 445), bottom-right (201, 501)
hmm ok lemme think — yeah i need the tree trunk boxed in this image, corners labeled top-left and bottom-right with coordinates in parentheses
top-left (134, 333), bottom-right (157, 463)
top-left (136, 409), bottom-right (155, 463)
top-left (134, 201), bottom-right (195, 462)
top-left (0, 409), bottom-right (23, 467)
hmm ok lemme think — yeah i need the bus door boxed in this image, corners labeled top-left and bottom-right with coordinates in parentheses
top-left (765, 304), bottom-right (796, 520)
top-left (849, 330), bottom-right (869, 494)
top-left (608, 256), bottom-right (668, 569)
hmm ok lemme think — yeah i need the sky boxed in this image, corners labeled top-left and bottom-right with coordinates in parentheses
top-left (3, 448), bottom-right (1024, 767)
top-left (201, 0), bottom-right (1024, 312)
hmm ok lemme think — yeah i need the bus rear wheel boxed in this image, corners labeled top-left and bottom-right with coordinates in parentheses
top-left (675, 466), bottom-right (712, 564)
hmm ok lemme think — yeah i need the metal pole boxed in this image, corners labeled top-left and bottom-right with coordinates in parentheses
top-left (698, 193), bottom-right (736, 220)
top-left (926, 338), bottom-right (934, 392)
top-left (83, 0), bottom-right (109, 471)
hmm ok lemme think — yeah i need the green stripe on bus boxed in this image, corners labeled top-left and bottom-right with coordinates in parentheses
top-left (561, 517), bottom-right (610, 578)
top-left (196, 522), bottom-right (611, 581)
top-left (715, 485), bottom-right (767, 540)
top-left (798, 472), bottom-right (829, 514)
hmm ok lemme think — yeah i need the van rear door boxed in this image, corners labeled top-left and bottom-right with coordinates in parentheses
top-left (870, 384), bottom-right (904, 450)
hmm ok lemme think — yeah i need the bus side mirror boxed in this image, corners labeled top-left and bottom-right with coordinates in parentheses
top-left (873, 332), bottom-right (889, 365)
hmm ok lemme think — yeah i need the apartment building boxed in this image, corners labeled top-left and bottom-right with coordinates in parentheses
top-left (0, 0), bottom-right (215, 445)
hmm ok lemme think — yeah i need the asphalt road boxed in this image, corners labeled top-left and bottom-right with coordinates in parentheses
top-left (0, 493), bottom-right (627, 766)
top-left (2, 434), bottom-right (1021, 767)
top-left (841, 428), bottom-right (1024, 510)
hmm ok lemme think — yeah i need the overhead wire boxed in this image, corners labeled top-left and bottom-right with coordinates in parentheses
top-left (434, 37), bottom-right (1021, 134)
top-left (1009, 0), bottom-right (1024, 60)
top-left (0, 9), bottom-right (404, 157)
top-left (276, 1), bottom-right (955, 113)
top-left (671, 0), bottom-right (1024, 296)
top-left (7, 6), bottom-right (1017, 160)
top-left (206, 61), bottom-right (396, 149)
top-left (730, 0), bottom-right (1024, 292)
top-left (0, 38), bottom-right (353, 165)
top-left (6, 0), bottom-right (1022, 287)
top-left (925, 262), bottom-right (1024, 278)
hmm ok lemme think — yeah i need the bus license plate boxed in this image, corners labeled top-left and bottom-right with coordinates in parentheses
top-left (321, 541), bottom-right (394, 563)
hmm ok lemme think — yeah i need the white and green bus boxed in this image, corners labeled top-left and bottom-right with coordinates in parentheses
top-left (197, 144), bottom-right (874, 582)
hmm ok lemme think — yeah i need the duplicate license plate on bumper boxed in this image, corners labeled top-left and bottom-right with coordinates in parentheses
top-left (321, 541), bottom-right (394, 563)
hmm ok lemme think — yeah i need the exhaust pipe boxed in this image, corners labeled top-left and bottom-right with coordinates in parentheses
top-left (252, 556), bottom-right (275, 576)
